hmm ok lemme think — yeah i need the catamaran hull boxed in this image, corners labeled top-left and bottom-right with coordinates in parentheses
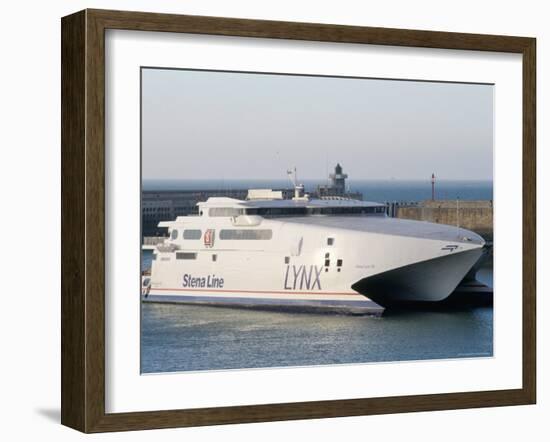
top-left (352, 248), bottom-right (484, 305)
top-left (142, 246), bottom-right (484, 312)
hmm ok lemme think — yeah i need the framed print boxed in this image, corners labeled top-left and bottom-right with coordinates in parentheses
top-left (61, 9), bottom-right (536, 433)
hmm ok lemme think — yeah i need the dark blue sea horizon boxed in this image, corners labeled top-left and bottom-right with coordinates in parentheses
top-left (142, 178), bottom-right (492, 203)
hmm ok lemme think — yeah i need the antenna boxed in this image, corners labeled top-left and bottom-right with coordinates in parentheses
top-left (456, 197), bottom-right (460, 237)
top-left (326, 154), bottom-right (329, 186)
top-left (287, 167), bottom-right (297, 187)
top-left (287, 167), bottom-right (305, 200)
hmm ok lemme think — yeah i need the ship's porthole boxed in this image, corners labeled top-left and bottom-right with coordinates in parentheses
top-left (327, 237), bottom-right (334, 246)
top-left (284, 256), bottom-right (290, 264)
top-left (212, 254), bottom-right (217, 262)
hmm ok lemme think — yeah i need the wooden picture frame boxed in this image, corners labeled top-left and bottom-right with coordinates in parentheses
top-left (61, 8), bottom-right (536, 433)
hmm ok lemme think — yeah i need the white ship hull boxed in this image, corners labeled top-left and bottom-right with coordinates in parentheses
top-left (143, 207), bottom-right (486, 313)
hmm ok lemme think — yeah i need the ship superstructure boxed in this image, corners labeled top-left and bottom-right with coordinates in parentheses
top-left (142, 180), bottom-right (485, 314)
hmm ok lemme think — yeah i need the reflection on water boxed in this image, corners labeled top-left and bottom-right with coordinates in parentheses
top-left (476, 265), bottom-right (493, 288)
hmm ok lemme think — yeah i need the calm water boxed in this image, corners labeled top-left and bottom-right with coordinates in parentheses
top-left (141, 255), bottom-right (493, 374)
top-left (140, 180), bottom-right (493, 373)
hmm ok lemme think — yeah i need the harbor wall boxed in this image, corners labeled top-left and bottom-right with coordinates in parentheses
top-left (394, 200), bottom-right (493, 239)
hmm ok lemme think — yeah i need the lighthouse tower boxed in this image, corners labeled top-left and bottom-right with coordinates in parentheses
top-left (329, 163), bottom-right (348, 194)
top-left (316, 163), bottom-right (361, 199)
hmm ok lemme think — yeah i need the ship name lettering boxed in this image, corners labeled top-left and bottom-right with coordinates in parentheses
top-left (284, 265), bottom-right (322, 290)
top-left (182, 273), bottom-right (224, 288)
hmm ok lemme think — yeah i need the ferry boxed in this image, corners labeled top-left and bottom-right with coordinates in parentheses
top-left (142, 172), bottom-right (485, 315)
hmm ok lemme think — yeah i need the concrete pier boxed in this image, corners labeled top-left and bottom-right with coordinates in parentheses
top-left (392, 200), bottom-right (493, 240)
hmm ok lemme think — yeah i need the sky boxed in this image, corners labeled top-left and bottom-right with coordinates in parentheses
top-left (141, 68), bottom-right (493, 181)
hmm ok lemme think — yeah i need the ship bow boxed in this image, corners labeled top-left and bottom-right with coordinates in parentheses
top-left (352, 247), bottom-right (484, 306)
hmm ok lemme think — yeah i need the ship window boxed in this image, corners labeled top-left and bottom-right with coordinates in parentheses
top-left (337, 259), bottom-right (343, 267)
top-left (285, 256), bottom-right (290, 264)
top-left (220, 229), bottom-right (273, 240)
top-left (183, 229), bottom-right (202, 240)
top-left (212, 254), bottom-right (217, 262)
top-left (245, 207), bottom-right (307, 217)
top-left (324, 259), bottom-right (330, 267)
top-left (176, 252), bottom-right (197, 260)
top-left (209, 208), bottom-right (245, 217)
top-left (325, 252), bottom-right (330, 259)
top-left (170, 229), bottom-right (178, 240)
top-left (327, 237), bottom-right (334, 246)
top-left (243, 205), bottom-right (380, 217)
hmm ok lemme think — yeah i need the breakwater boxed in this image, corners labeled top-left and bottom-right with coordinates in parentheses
top-left (391, 200), bottom-right (493, 240)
